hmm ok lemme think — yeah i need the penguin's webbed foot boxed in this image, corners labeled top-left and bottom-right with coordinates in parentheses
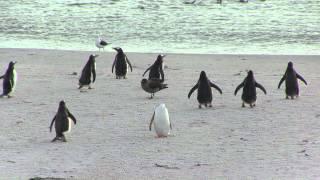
top-left (291, 96), bottom-right (294, 100)
top-left (208, 104), bottom-right (212, 108)
top-left (250, 104), bottom-right (254, 108)
top-left (88, 86), bottom-right (93, 89)
top-left (51, 137), bottom-right (58, 142)
top-left (242, 103), bottom-right (245, 108)
top-left (198, 104), bottom-right (202, 109)
top-left (62, 135), bottom-right (67, 142)
top-left (78, 85), bottom-right (83, 89)
top-left (286, 96), bottom-right (289, 99)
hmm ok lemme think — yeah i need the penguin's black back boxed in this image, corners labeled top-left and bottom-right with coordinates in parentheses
top-left (79, 58), bottom-right (94, 85)
top-left (2, 63), bottom-right (15, 95)
top-left (242, 77), bottom-right (257, 104)
top-left (115, 52), bottom-right (128, 76)
top-left (148, 58), bottom-right (163, 80)
top-left (55, 106), bottom-right (70, 136)
top-left (285, 68), bottom-right (299, 96)
top-left (197, 78), bottom-right (212, 104)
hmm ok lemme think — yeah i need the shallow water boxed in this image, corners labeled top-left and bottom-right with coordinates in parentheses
top-left (0, 0), bottom-right (319, 54)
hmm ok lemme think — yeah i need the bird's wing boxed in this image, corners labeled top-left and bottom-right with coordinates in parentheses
top-left (210, 81), bottom-right (222, 94)
top-left (125, 55), bottom-right (133, 72)
top-left (92, 65), bottom-right (96, 83)
top-left (160, 65), bottom-right (165, 82)
top-left (278, 73), bottom-right (286, 89)
top-left (67, 109), bottom-right (77, 124)
top-left (149, 111), bottom-right (155, 131)
top-left (142, 66), bottom-right (151, 77)
top-left (188, 83), bottom-right (198, 98)
top-left (296, 73), bottom-right (307, 85)
top-left (256, 82), bottom-right (267, 94)
top-left (100, 40), bottom-right (108, 46)
top-left (49, 115), bottom-right (56, 132)
top-left (112, 55), bottom-right (117, 73)
top-left (234, 82), bottom-right (244, 95)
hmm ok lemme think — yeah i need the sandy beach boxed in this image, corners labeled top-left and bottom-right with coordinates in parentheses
top-left (0, 48), bottom-right (319, 179)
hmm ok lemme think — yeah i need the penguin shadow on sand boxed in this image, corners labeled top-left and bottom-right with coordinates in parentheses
top-left (78, 54), bottom-right (98, 93)
top-left (0, 61), bottom-right (18, 98)
top-left (188, 71), bottom-right (223, 109)
top-left (277, 61), bottom-right (307, 100)
top-left (149, 104), bottom-right (174, 138)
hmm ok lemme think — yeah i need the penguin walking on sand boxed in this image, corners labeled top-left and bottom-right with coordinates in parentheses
top-left (142, 54), bottom-right (165, 82)
top-left (188, 71), bottom-right (222, 108)
top-left (278, 61), bottom-right (307, 99)
top-left (149, 104), bottom-right (172, 138)
top-left (141, 78), bottom-right (168, 99)
top-left (79, 54), bottom-right (98, 90)
top-left (234, 70), bottom-right (267, 108)
top-left (112, 47), bottom-right (132, 79)
top-left (96, 36), bottom-right (110, 51)
top-left (50, 100), bottom-right (77, 142)
top-left (0, 61), bottom-right (17, 98)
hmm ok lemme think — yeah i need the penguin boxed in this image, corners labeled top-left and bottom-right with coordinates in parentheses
top-left (234, 70), bottom-right (267, 108)
top-left (149, 104), bottom-right (172, 138)
top-left (0, 61), bottom-right (17, 98)
top-left (141, 78), bottom-right (168, 99)
top-left (278, 61), bottom-right (307, 99)
top-left (49, 100), bottom-right (77, 142)
top-left (78, 54), bottom-right (98, 89)
top-left (95, 36), bottom-right (110, 51)
top-left (188, 71), bottom-right (222, 108)
top-left (142, 54), bottom-right (165, 83)
top-left (112, 47), bottom-right (133, 79)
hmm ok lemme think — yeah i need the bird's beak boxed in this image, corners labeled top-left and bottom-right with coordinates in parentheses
top-left (161, 54), bottom-right (166, 58)
top-left (112, 47), bottom-right (118, 51)
top-left (13, 61), bottom-right (17, 64)
top-left (94, 54), bottom-right (99, 58)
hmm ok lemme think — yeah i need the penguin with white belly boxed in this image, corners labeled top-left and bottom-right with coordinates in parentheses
top-left (0, 61), bottom-right (17, 98)
top-left (149, 104), bottom-right (172, 138)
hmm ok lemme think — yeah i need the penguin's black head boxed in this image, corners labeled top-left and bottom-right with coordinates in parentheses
top-left (89, 54), bottom-right (98, 60)
top-left (155, 54), bottom-right (165, 65)
top-left (59, 100), bottom-right (66, 107)
top-left (288, 61), bottom-right (293, 68)
top-left (199, 71), bottom-right (207, 80)
top-left (113, 47), bottom-right (123, 53)
top-left (8, 61), bottom-right (16, 69)
top-left (141, 78), bottom-right (148, 84)
top-left (247, 70), bottom-right (254, 78)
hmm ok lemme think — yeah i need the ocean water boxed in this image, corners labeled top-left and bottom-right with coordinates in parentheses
top-left (0, 0), bottom-right (319, 54)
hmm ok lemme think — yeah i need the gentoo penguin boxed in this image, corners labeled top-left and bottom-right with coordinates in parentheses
top-left (0, 61), bottom-right (17, 98)
top-left (188, 71), bottom-right (222, 108)
top-left (95, 37), bottom-right (110, 51)
top-left (79, 54), bottom-right (98, 89)
top-left (149, 104), bottom-right (172, 138)
top-left (142, 54), bottom-right (165, 82)
top-left (112, 47), bottom-right (132, 79)
top-left (49, 100), bottom-right (77, 142)
top-left (141, 78), bottom-right (168, 99)
top-left (234, 70), bottom-right (267, 108)
top-left (278, 61), bottom-right (307, 99)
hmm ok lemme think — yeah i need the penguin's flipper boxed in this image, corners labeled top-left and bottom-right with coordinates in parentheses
top-left (234, 82), bottom-right (244, 95)
top-left (49, 115), bottom-right (56, 132)
top-left (149, 111), bottom-right (155, 131)
top-left (278, 74), bottom-right (286, 89)
top-left (210, 82), bottom-right (222, 94)
top-left (92, 66), bottom-right (96, 83)
top-left (0, 75), bottom-right (3, 79)
top-left (112, 55), bottom-right (117, 73)
top-left (142, 66), bottom-right (151, 77)
top-left (170, 122), bottom-right (172, 130)
top-left (188, 84), bottom-right (199, 99)
top-left (160, 66), bottom-right (165, 83)
top-left (126, 55), bottom-right (133, 72)
top-left (67, 110), bottom-right (77, 125)
top-left (256, 82), bottom-right (267, 94)
top-left (297, 73), bottom-right (307, 85)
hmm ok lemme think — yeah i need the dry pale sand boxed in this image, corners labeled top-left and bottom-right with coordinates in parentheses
top-left (0, 48), bottom-right (319, 179)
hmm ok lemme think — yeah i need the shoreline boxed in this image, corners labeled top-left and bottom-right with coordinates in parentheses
top-left (1, 48), bottom-right (320, 56)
